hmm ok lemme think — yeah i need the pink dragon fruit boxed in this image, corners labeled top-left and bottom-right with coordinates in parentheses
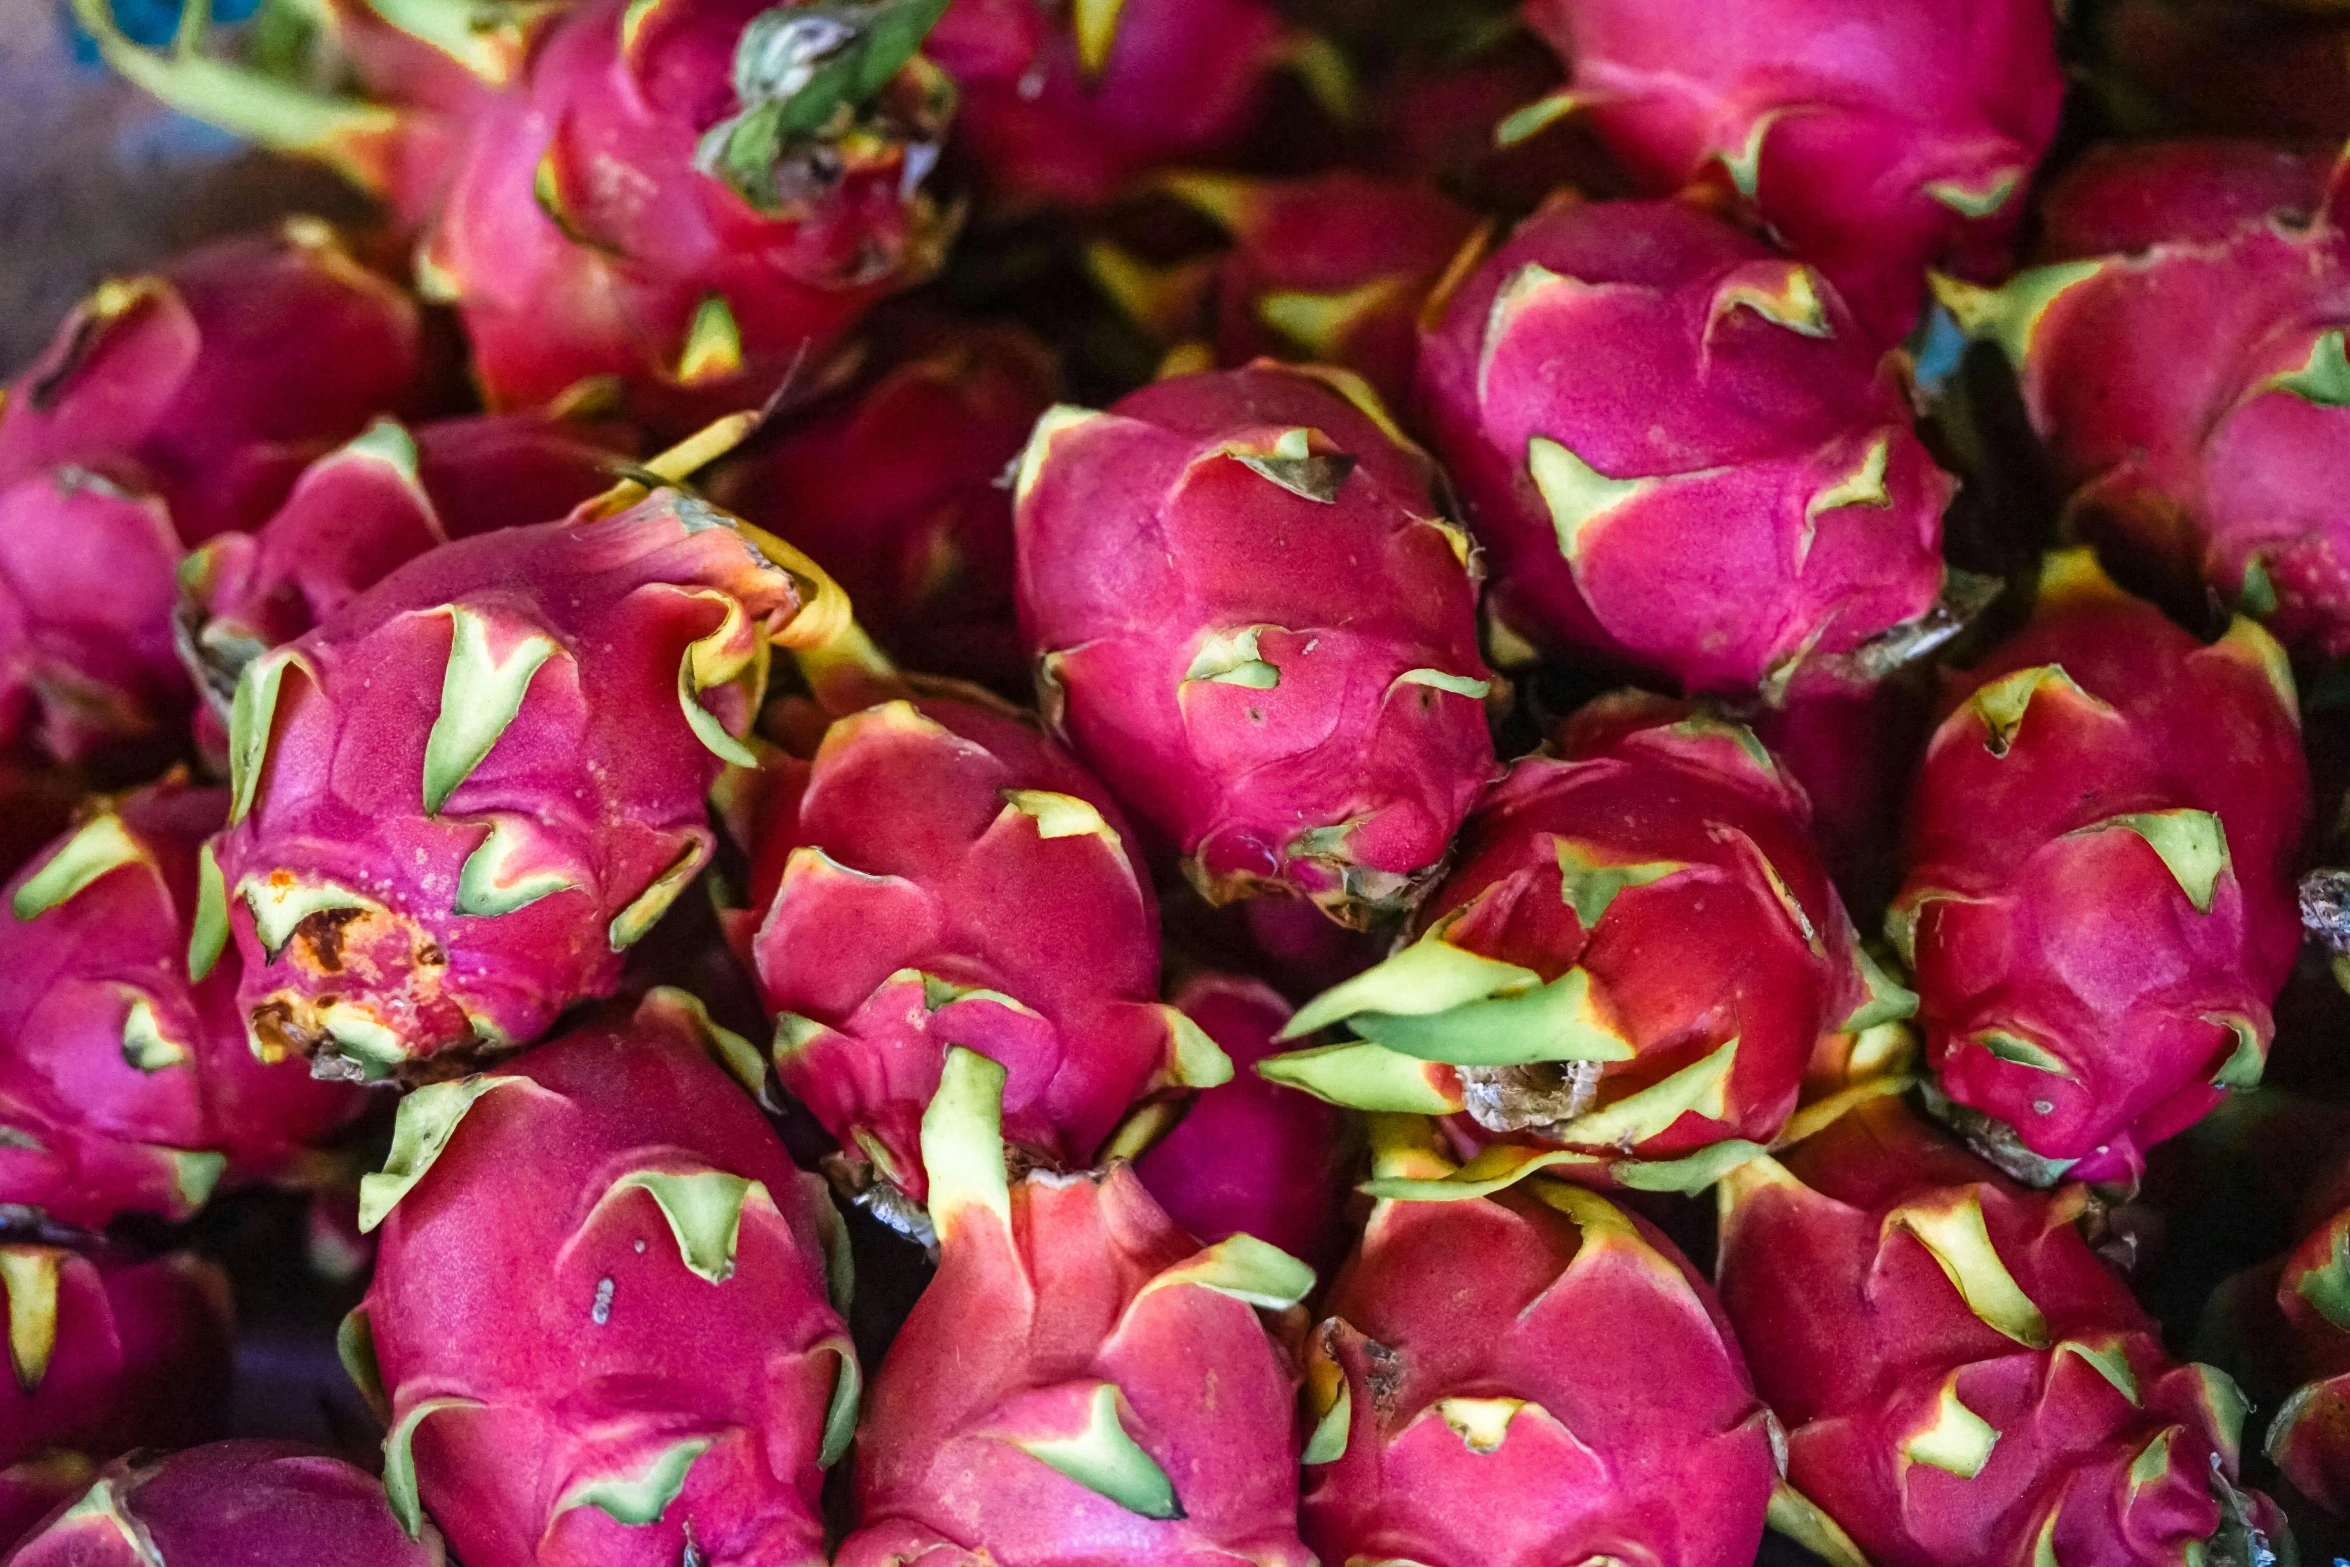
top-left (1133, 972), bottom-right (1352, 1272)
top-left (1013, 361), bottom-right (1496, 926)
top-left (1716, 1095), bottom-right (2290, 1567)
top-left (0, 472), bottom-right (187, 771)
top-left (2266, 1175), bottom-right (2350, 1517)
top-left (179, 413), bottom-right (630, 709)
top-left (4, 1441), bottom-right (442, 1566)
top-left (0, 1246), bottom-right (232, 1549)
top-left (0, 780), bottom-right (364, 1229)
top-left (210, 487), bottom-right (848, 1080)
top-left (836, 1045), bottom-right (1318, 1567)
top-left (1297, 1115), bottom-right (1778, 1567)
top-left (1942, 141), bottom-right (2350, 661)
top-left (1259, 692), bottom-right (1896, 1195)
top-left (1891, 550), bottom-right (2308, 1188)
top-left (1091, 172), bottom-right (1481, 408)
top-left (347, 991), bottom-right (855, 1567)
top-left (83, 0), bottom-right (958, 435)
top-left (711, 320), bottom-right (1057, 691)
top-left (422, 0), bottom-right (959, 432)
top-left (1518, 0), bottom-right (2065, 344)
top-left (0, 222), bottom-right (429, 547)
top-left (737, 682), bottom-right (1226, 1228)
top-left (1415, 194), bottom-right (1965, 699)
top-left (923, 0), bottom-right (1298, 209)
top-left (0, 223), bottom-right (429, 766)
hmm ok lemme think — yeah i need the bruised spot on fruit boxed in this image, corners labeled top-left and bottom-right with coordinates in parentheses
top-left (292, 906), bottom-right (370, 974)
top-left (1457, 1059), bottom-right (1605, 1137)
top-left (1361, 1337), bottom-right (1404, 1419)
top-left (248, 1000), bottom-right (305, 1063)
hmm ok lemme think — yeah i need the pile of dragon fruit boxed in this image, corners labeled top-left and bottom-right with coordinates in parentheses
top-left (12, 0), bottom-right (2350, 1561)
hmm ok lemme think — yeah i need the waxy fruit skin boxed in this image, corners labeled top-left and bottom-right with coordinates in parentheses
top-left (1716, 1098), bottom-right (2288, 1567)
top-left (4, 1441), bottom-right (442, 1567)
top-left (1014, 362), bottom-right (1496, 928)
top-left (1893, 552), bottom-right (2307, 1187)
top-left (1522, 0), bottom-right (2065, 343)
top-left (213, 490), bottom-right (840, 1081)
top-left (0, 780), bottom-right (363, 1229)
top-left (837, 1046), bottom-right (1318, 1567)
top-left (1297, 1117), bottom-right (1778, 1567)
top-left (351, 993), bottom-right (854, 1567)
top-left (0, 1249), bottom-right (232, 1552)
top-left (1416, 195), bottom-right (1956, 699)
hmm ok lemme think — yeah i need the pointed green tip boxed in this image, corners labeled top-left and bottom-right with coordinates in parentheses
top-left (921, 1046), bottom-right (1010, 1235)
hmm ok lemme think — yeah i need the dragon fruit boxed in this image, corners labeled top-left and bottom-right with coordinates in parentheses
top-left (1297, 1115), bottom-right (1778, 1567)
top-left (738, 683), bottom-right (1225, 1228)
top-left (1891, 550), bottom-right (2308, 1188)
top-left (0, 1246), bottom-right (232, 1549)
top-left (1416, 194), bottom-right (1965, 698)
top-left (424, 0), bottom-right (959, 431)
top-left (4, 1441), bottom-right (441, 1566)
top-left (1092, 172), bottom-right (1481, 408)
top-left (0, 472), bottom-right (187, 771)
top-left (923, 0), bottom-right (1298, 209)
top-left (1259, 693), bottom-right (1894, 1194)
top-left (2267, 1177), bottom-right (2350, 1516)
top-left (83, 0), bottom-right (959, 435)
top-left (711, 320), bottom-right (1057, 691)
top-left (1716, 1095), bottom-right (2290, 1567)
top-left (179, 413), bottom-right (629, 711)
top-left (0, 223), bottom-right (428, 766)
top-left (1013, 361), bottom-right (1495, 926)
top-left (0, 780), bottom-right (365, 1229)
top-left (1132, 972), bottom-right (1352, 1272)
top-left (347, 990), bottom-right (855, 1567)
top-left (0, 222), bottom-right (429, 547)
top-left (210, 487), bottom-right (847, 1080)
top-left (1518, 0), bottom-right (2064, 344)
top-left (836, 1045), bottom-right (1317, 1567)
top-left (1940, 141), bottom-right (2350, 661)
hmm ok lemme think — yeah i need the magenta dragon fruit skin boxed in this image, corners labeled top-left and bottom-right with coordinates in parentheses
top-left (1298, 1117), bottom-right (1778, 1567)
top-left (181, 413), bottom-right (628, 705)
top-left (923, 0), bottom-right (1293, 209)
top-left (1416, 193), bottom-right (1959, 700)
top-left (0, 222), bottom-right (428, 766)
top-left (349, 991), bottom-right (854, 1567)
top-left (82, 0), bottom-right (959, 438)
top-left (1013, 362), bottom-right (1496, 927)
top-left (419, 0), bottom-right (958, 434)
top-left (741, 686), bottom-right (1226, 1222)
top-left (0, 222), bottom-right (429, 547)
top-left (1716, 1096), bottom-right (2290, 1567)
top-left (4, 1441), bottom-right (442, 1567)
top-left (1892, 551), bottom-right (2308, 1188)
top-left (711, 321), bottom-right (1057, 693)
top-left (1133, 972), bottom-right (1352, 1274)
top-left (1946, 142), bottom-right (2350, 660)
top-left (0, 1247), bottom-right (232, 1550)
top-left (1258, 692), bottom-right (1889, 1197)
top-left (210, 488), bottom-right (845, 1080)
top-left (0, 472), bottom-right (186, 770)
top-left (1520, 0), bottom-right (2065, 344)
top-left (837, 1046), bottom-right (1318, 1567)
top-left (0, 780), bottom-right (365, 1229)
